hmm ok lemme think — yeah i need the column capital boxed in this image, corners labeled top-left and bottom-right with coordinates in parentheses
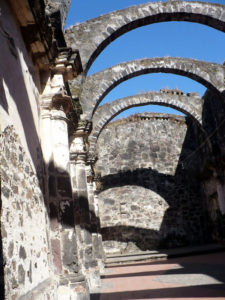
top-left (51, 48), bottom-right (83, 81)
top-left (52, 91), bottom-right (72, 113)
top-left (41, 88), bottom-right (72, 113)
top-left (70, 151), bottom-right (87, 164)
top-left (72, 120), bottom-right (92, 138)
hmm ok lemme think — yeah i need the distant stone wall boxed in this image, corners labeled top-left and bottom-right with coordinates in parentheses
top-left (96, 114), bottom-right (210, 254)
top-left (1, 126), bottom-right (55, 299)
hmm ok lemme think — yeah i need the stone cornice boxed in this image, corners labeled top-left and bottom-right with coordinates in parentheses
top-left (8, 0), bottom-right (83, 75)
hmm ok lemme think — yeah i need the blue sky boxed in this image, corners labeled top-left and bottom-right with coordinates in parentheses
top-left (66, 0), bottom-right (225, 118)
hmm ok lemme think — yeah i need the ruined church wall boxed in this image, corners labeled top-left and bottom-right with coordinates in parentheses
top-left (95, 114), bottom-right (210, 254)
top-left (0, 0), bottom-right (55, 298)
top-left (200, 90), bottom-right (225, 242)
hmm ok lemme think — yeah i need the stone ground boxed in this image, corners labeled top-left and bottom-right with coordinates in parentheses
top-left (91, 251), bottom-right (225, 300)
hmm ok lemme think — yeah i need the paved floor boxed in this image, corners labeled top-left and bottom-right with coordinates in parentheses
top-left (92, 252), bottom-right (225, 300)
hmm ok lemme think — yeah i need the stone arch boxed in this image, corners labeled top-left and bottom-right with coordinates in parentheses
top-left (79, 57), bottom-right (225, 120)
top-left (65, 1), bottom-right (225, 74)
top-left (88, 91), bottom-right (204, 155)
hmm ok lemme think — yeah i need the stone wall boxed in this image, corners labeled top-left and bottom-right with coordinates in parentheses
top-left (0, 0), bottom-right (95, 298)
top-left (1, 126), bottom-right (55, 299)
top-left (199, 90), bottom-right (225, 242)
top-left (95, 113), bottom-right (211, 254)
top-left (0, 1), bottom-right (56, 297)
top-left (1, 0), bottom-right (225, 298)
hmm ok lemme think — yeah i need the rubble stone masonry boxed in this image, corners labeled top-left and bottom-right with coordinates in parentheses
top-left (96, 114), bottom-right (211, 254)
top-left (1, 126), bottom-right (56, 299)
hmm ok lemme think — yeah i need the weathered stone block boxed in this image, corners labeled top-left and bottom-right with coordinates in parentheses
top-left (62, 231), bottom-right (78, 273)
top-left (18, 264), bottom-right (25, 284)
top-left (51, 239), bottom-right (62, 273)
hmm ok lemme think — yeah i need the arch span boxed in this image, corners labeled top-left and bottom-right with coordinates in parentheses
top-left (78, 57), bottom-right (225, 120)
top-left (65, 1), bottom-right (225, 73)
top-left (88, 91), bottom-right (204, 155)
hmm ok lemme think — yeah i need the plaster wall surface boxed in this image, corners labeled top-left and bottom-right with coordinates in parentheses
top-left (0, 0), bottom-right (41, 170)
top-left (96, 114), bottom-right (210, 254)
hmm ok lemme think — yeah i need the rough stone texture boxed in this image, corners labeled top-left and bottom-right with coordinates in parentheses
top-left (202, 90), bottom-right (225, 165)
top-left (2, 0), bottom-right (225, 298)
top-left (95, 114), bottom-right (210, 254)
top-left (65, 1), bottom-right (225, 73)
top-left (199, 90), bottom-right (225, 242)
top-left (18, 278), bottom-right (59, 300)
top-left (89, 90), bottom-right (203, 154)
top-left (1, 126), bottom-right (52, 297)
top-left (44, 0), bottom-right (71, 28)
top-left (62, 231), bottom-right (79, 274)
top-left (1, 0), bottom-right (94, 298)
top-left (78, 57), bottom-right (225, 120)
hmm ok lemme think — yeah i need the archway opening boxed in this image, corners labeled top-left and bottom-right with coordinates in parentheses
top-left (99, 73), bottom-right (205, 118)
top-left (88, 21), bottom-right (225, 76)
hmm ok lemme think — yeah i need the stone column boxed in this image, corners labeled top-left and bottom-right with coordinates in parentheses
top-left (70, 121), bottom-right (101, 291)
top-left (86, 158), bottom-right (105, 275)
top-left (39, 48), bottom-right (91, 298)
top-left (41, 74), bottom-right (90, 299)
top-left (41, 73), bottom-right (73, 274)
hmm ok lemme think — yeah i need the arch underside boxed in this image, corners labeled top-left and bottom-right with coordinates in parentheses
top-left (88, 92), bottom-right (204, 154)
top-left (79, 57), bottom-right (224, 120)
top-left (65, 1), bottom-right (225, 73)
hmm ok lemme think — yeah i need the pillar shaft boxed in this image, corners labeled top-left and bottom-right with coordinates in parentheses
top-left (70, 123), bottom-right (101, 290)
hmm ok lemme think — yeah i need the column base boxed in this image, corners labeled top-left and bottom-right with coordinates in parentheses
top-left (59, 274), bottom-right (90, 300)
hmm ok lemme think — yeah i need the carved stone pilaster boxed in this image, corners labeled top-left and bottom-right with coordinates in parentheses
top-left (70, 127), bottom-right (101, 290)
top-left (85, 161), bottom-right (105, 275)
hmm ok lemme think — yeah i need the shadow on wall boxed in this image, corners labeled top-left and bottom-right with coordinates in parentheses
top-left (96, 117), bottom-right (212, 251)
top-left (1, 13), bottom-right (48, 296)
top-left (200, 90), bottom-right (225, 242)
top-left (0, 19), bottom-right (43, 168)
